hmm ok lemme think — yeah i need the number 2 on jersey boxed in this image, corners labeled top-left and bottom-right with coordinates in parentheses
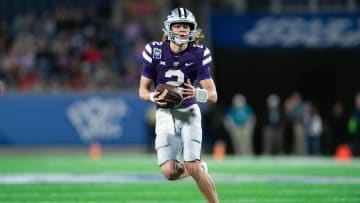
top-left (165, 69), bottom-right (184, 86)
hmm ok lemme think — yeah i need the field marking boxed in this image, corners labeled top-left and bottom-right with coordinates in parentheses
top-left (0, 173), bottom-right (359, 184)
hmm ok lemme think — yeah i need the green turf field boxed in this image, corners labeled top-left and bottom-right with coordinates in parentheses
top-left (0, 150), bottom-right (360, 203)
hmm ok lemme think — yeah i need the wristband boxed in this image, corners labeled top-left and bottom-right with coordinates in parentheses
top-left (195, 88), bottom-right (208, 103)
top-left (149, 92), bottom-right (156, 102)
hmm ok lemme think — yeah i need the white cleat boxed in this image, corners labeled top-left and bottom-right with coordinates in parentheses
top-left (200, 161), bottom-right (208, 174)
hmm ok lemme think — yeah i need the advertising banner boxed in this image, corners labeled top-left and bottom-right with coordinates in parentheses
top-left (0, 93), bottom-right (153, 145)
top-left (211, 12), bottom-right (360, 49)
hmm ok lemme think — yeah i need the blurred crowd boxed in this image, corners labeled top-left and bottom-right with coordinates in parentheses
top-left (1, 0), bottom-right (359, 157)
top-left (202, 92), bottom-right (360, 157)
top-left (0, 0), bottom-right (161, 92)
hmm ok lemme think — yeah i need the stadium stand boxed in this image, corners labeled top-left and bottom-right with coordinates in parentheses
top-left (0, 0), bottom-right (160, 92)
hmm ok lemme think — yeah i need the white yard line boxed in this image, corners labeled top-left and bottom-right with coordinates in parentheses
top-left (0, 173), bottom-right (359, 184)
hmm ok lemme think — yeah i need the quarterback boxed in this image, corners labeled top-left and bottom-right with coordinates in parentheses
top-left (138, 7), bottom-right (219, 203)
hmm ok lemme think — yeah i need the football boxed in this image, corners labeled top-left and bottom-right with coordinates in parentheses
top-left (155, 84), bottom-right (183, 108)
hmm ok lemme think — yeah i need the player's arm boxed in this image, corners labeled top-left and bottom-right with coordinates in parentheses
top-left (199, 78), bottom-right (217, 103)
top-left (139, 76), bottom-right (155, 101)
top-left (183, 78), bottom-right (217, 104)
top-left (138, 76), bottom-right (166, 105)
top-left (183, 46), bottom-right (217, 103)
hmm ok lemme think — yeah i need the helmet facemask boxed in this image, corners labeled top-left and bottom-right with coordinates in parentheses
top-left (163, 8), bottom-right (197, 45)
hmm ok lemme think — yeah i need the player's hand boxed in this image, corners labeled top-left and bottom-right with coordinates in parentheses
top-left (151, 91), bottom-right (168, 106)
top-left (183, 79), bottom-right (196, 100)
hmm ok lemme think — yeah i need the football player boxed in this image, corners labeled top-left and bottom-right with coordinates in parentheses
top-left (138, 7), bottom-right (219, 203)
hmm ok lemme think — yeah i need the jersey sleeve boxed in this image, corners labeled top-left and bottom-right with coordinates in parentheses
top-left (141, 42), bottom-right (156, 79)
top-left (196, 46), bottom-right (212, 81)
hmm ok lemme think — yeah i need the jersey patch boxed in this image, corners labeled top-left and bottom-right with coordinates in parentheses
top-left (153, 48), bottom-right (162, 59)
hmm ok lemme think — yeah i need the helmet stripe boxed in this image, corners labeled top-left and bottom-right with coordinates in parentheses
top-left (177, 8), bottom-right (182, 17)
top-left (178, 8), bottom-right (186, 18)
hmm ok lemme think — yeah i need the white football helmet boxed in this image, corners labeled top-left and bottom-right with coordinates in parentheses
top-left (163, 8), bottom-right (197, 45)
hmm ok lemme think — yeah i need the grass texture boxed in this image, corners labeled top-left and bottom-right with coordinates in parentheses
top-left (0, 150), bottom-right (359, 203)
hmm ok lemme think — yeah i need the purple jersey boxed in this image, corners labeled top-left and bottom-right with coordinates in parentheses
top-left (142, 41), bottom-right (212, 108)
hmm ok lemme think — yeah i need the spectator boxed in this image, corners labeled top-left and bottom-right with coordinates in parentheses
top-left (289, 92), bottom-right (306, 155)
top-left (262, 93), bottom-right (284, 155)
top-left (0, 79), bottom-right (5, 95)
top-left (224, 94), bottom-right (256, 155)
top-left (282, 95), bottom-right (294, 154)
top-left (348, 92), bottom-right (360, 156)
top-left (303, 101), bottom-right (323, 155)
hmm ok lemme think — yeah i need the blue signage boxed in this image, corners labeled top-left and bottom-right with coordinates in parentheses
top-left (0, 93), bottom-right (153, 146)
top-left (211, 12), bottom-right (360, 49)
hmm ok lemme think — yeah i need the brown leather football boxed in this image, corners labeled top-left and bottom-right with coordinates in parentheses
top-left (155, 84), bottom-right (183, 108)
